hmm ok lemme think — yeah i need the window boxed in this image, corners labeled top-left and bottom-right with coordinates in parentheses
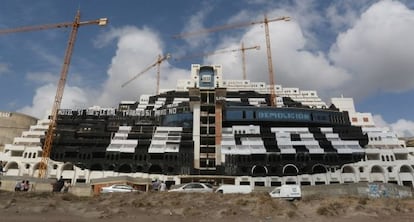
top-left (189, 183), bottom-right (203, 189)
top-left (201, 75), bottom-right (211, 83)
top-left (363, 117), bottom-right (369, 122)
top-left (351, 117), bottom-right (358, 122)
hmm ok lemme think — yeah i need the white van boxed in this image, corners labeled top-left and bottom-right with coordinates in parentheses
top-left (269, 185), bottom-right (301, 200)
top-left (215, 185), bottom-right (252, 194)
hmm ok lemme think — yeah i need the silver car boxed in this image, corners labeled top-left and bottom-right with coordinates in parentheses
top-left (168, 182), bottom-right (213, 193)
top-left (100, 184), bottom-right (137, 193)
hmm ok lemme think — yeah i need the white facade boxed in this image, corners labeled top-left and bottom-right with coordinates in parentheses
top-left (331, 97), bottom-right (375, 127)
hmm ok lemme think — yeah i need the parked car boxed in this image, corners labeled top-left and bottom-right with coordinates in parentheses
top-left (269, 184), bottom-right (301, 200)
top-left (100, 184), bottom-right (138, 193)
top-left (215, 185), bottom-right (252, 194)
top-left (168, 182), bottom-right (213, 193)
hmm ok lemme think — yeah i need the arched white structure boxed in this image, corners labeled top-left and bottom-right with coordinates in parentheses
top-left (5, 161), bottom-right (20, 176)
top-left (61, 162), bottom-right (75, 181)
top-left (398, 164), bottom-right (414, 186)
top-left (251, 165), bottom-right (268, 176)
top-left (282, 164), bottom-right (299, 175)
top-left (370, 165), bottom-right (385, 182)
top-left (341, 165), bottom-right (357, 183)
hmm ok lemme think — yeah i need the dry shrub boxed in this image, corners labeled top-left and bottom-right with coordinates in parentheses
top-left (24, 191), bottom-right (54, 199)
top-left (219, 207), bottom-right (238, 216)
top-left (110, 208), bottom-right (127, 217)
top-left (131, 199), bottom-right (145, 208)
top-left (171, 200), bottom-right (181, 206)
top-left (145, 201), bottom-right (153, 207)
top-left (3, 198), bottom-right (17, 209)
top-left (235, 198), bottom-right (249, 206)
top-left (383, 199), bottom-right (408, 213)
top-left (286, 209), bottom-right (297, 218)
top-left (354, 203), bottom-right (366, 212)
top-left (316, 201), bottom-right (345, 216)
top-left (301, 194), bottom-right (323, 202)
top-left (47, 201), bottom-right (57, 209)
top-left (316, 206), bottom-right (330, 216)
top-left (251, 198), bottom-right (285, 217)
top-left (183, 206), bottom-right (202, 216)
top-left (358, 197), bottom-right (368, 205)
top-left (61, 193), bottom-right (78, 201)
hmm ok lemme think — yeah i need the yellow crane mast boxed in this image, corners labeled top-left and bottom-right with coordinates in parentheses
top-left (0, 10), bottom-right (108, 178)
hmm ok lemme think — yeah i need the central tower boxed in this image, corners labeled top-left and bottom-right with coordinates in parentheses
top-left (189, 64), bottom-right (226, 174)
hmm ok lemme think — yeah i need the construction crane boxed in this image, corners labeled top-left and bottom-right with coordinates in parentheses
top-left (174, 43), bottom-right (260, 80)
top-left (173, 15), bottom-right (290, 107)
top-left (121, 53), bottom-right (171, 95)
top-left (0, 10), bottom-right (108, 178)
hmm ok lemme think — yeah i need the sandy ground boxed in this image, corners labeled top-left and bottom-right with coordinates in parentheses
top-left (1, 190), bottom-right (414, 222)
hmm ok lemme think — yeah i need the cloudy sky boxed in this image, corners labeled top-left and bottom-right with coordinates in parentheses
top-left (0, 0), bottom-right (414, 137)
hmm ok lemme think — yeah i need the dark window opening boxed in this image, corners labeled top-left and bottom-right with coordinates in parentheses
top-left (271, 181), bottom-right (282, 187)
top-left (300, 181), bottom-right (311, 186)
top-left (254, 181), bottom-right (265, 186)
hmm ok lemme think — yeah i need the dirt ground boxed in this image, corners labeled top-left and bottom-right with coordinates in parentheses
top-left (0, 190), bottom-right (414, 222)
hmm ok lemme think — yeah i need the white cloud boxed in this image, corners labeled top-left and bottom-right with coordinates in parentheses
top-left (94, 25), bottom-right (142, 48)
top-left (201, 0), bottom-right (414, 105)
top-left (205, 12), bottom-right (351, 99)
top-left (330, 0), bottom-right (414, 99)
top-left (244, 0), bottom-right (268, 5)
top-left (0, 63), bottom-right (10, 75)
top-left (29, 44), bottom-right (62, 68)
top-left (175, 3), bottom-right (214, 50)
top-left (373, 115), bottom-right (414, 138)
top-left (26, 71), bottom-right (58, 84)
top-left (325, 0), bottom-right (374, 31)
top-left (95, 26), bottom-right (188, 107)
top-left (17, 25), bottom-right (190, 119)
top-left (17, 83), bottom-right (92, 119)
